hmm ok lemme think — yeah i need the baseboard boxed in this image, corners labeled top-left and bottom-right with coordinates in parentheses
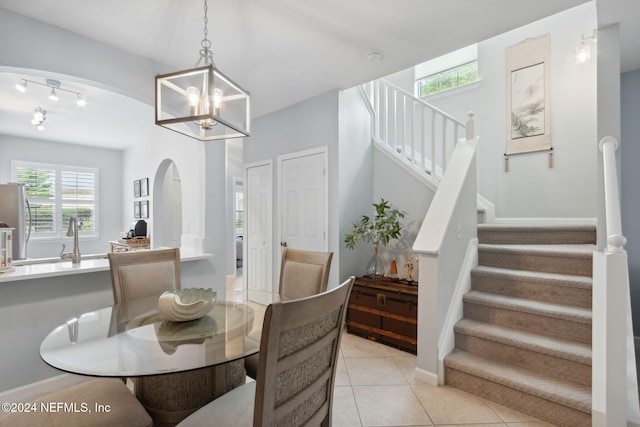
top-left (490, 217), bottom-right (597, 226)
top-left (414, 367), bottom-right (439, 386)
top-left (0, 374), bottom-right (90, 403)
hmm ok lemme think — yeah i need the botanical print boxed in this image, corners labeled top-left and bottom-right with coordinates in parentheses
top-left (505, 33), bottom-right (551, 156)
top-left (511, 63), bottom-right (545, 139)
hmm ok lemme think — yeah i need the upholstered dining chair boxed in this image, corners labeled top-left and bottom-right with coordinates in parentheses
top-left (245, 247), bottom-right (333, 379)
top-left (278, 247), bottom-right (333, 300)
top-left (107, 248), bottom-right (246, 426)
top-left (176, 276), bottom-right (355, 427)
top-left (108, 247), bottom-right (182, 304)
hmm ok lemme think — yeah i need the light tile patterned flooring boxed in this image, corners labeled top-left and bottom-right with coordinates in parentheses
top-left (231, 270), bottom-right (557, 426)
top-left (333, 332), bottom-right (558, 427)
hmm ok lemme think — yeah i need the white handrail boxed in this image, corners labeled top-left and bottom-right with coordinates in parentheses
top-left (599, 136), bottom-right (627, 253)
top-left (369, 79), bottom-right (471, 183)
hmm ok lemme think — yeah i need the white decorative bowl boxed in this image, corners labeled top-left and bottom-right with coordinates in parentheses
top-left (158, 288), bottom-right (217, 322)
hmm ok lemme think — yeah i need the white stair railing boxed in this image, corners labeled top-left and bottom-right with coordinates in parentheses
top-left (362, 79), bottom-right (472, 183)
top-left (592, 136), bottom-right (640, 426)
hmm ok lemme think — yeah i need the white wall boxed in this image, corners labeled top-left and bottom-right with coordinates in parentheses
top-left (0, 135), bottom-right (123, 258)
top-left (408, 3), bottom-right (599, 219)
top-left (620, 69), bottom-right (639, 334)
top-left (245, 91), bottom-right (341, 288)
top-left (372, 150), bottom-right (436, 279)
top-left (338, 88), bottom-right (375, 280)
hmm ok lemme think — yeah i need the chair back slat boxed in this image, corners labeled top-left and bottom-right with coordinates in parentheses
top-left (254, 276), bottom-right (354, 427)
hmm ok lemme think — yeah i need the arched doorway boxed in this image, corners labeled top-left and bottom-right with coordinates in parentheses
top-left (153, 159), bottom-right (183, 248)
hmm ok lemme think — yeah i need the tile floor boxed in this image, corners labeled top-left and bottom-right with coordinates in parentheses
top-left (332, 332), bottom-right (558, 427)
top-left (231, 270), bottom-right (557, 426)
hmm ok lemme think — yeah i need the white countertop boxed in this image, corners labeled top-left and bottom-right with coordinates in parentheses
top-left (0, 248), bottom-right (213, 283)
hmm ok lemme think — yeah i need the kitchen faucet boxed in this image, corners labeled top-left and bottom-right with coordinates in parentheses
top-left (60, 216), bottom-right (81, 263)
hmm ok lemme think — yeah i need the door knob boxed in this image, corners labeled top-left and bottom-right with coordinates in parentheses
top-left (280, 242), bottom-right (287, 247)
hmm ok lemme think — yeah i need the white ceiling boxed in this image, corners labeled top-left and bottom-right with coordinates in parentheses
top-left (0, 0), bottom-right (637, 150)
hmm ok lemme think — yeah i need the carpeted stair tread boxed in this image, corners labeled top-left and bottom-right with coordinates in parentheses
top-left (472, 265), bottom-right (592, 290)
top-left (471, 265), bottom-right (592, 308)
top-left (478, 244), bottom-right (594, 277)
top-left (444, 349), bottom-right (591, 413)
top-left (478, 223), bottom-right (596, 245)
top-left (478, 243), bottom-right (596, 257)
top-left (464, 291), bottom-right (592, 324)
top-left (454, 318), bottom-right (591, 365)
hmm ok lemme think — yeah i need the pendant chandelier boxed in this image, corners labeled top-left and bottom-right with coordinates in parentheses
top-left (155, 0), bottom-right (251, 141)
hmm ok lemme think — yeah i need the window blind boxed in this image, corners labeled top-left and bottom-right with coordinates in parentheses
top-left (12, 161), bottom-right (99, 239)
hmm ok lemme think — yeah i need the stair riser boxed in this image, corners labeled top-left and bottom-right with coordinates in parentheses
top-left (478, 250), bottom-right (592, 277)
top-left (471, 272), bottom-right (592, 309)
top-left (445, 367), bottom-right (591, 427)
top-left (455, 332), bottom-right (591, 386)
top-left (478, 228), bottom-right (596, 245)
top-left (464, 302), bottom-right (591, 344)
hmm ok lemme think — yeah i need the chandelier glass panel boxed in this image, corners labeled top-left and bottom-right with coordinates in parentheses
top-left (155, 0), bottom-right (250, 141)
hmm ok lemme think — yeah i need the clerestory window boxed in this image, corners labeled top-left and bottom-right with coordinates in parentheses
top-left (415, 44), bottom-right (479, 98)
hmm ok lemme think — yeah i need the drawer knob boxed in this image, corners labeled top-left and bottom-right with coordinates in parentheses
top-left (376, 293), bottom-right (386, 306)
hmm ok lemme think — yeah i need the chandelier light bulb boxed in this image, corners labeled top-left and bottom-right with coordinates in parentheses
top-left (186, 86), bottom-right (201, 114)
top-left (213, 88), bottom-right (223, 115)
top-left (76, 94), bottom-right (86, 107)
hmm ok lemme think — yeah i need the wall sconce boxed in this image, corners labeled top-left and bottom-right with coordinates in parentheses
top-left (576, 29), bottom-right (597, 64)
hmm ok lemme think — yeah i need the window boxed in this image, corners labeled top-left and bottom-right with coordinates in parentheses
top-left (12, 161), bottom-right (99, 239)
top-left (416, 61), bottom-right (478, 97)
top-left (414, 44), bottom-right (478, 98)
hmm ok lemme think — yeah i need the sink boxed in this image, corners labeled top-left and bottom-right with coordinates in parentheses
top-left (13, 253), bottom-right (108, 266)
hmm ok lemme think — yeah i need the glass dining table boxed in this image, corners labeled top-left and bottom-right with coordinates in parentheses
top-left (40, 289), bottom-right (285, 426)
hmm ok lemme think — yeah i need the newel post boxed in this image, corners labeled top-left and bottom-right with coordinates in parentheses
top-left (465, 111), bottom-right (475, 140)
top-left (599, 136), bottom-right (626, 253)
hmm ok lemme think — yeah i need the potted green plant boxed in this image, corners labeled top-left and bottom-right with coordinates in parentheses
top-left (344, 198), bottom-right (405, 279)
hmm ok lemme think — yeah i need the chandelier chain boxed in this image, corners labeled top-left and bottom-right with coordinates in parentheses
top-left (201, 0), bottom-right (211, 52)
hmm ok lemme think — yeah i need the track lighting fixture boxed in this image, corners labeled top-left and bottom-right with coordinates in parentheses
top-left (15, 78), bottom-right (86, 106)
top-left (31, 107), bottom-right (46, 131)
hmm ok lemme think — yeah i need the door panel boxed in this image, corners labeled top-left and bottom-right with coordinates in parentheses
top-left (246, 163), bottom-right (272, 292)
top-left (279, 150), bottom-right (327, 254)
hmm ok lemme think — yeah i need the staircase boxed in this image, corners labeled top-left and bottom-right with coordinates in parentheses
top-left (444, 224), bottom-right (595, 427)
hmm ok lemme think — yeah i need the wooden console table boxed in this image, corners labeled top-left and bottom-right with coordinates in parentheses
top-left (346, 276), bottom-right (418, 353)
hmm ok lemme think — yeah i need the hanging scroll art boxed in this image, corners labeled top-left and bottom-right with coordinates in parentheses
top-left (504, 33), bottom-right (552, 172)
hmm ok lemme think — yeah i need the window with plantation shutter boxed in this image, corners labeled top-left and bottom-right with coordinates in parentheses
top-left (12, 161), bottom-right (99, 240)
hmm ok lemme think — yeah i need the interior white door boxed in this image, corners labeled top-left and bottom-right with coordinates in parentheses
top-left (279, 149), bottom-right (327, 254)
top-left (245, 162), bottom-right (273, 292)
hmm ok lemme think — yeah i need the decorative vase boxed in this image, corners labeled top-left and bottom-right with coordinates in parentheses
top-left (365, 244), bottom-right (385, 279)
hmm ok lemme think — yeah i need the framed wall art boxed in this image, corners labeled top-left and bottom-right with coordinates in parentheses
top-left (505, 33), bottom-right (552, 168)
top-left (134, 180), bottom-right (141, 198)
top-left (134, 201), bottom-right (141, 219)
top-left (140, 178), bottom-right (149, 197)
top-left (141, 200), bottom-right (149, 219)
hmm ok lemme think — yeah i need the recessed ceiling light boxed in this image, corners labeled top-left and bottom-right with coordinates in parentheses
top-left (367, 51), bottom-right (383, 62)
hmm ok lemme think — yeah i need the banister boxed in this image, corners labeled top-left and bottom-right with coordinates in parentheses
top-left (599, 136), bottom-right (626, 253)
top-left (378, 79), bottom-right (465, 127)
top-left (364, 78), bottom-right (473, 186)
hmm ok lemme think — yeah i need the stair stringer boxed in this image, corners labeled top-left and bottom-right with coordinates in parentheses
top-left (434, 237), bottom-right (478, 385)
